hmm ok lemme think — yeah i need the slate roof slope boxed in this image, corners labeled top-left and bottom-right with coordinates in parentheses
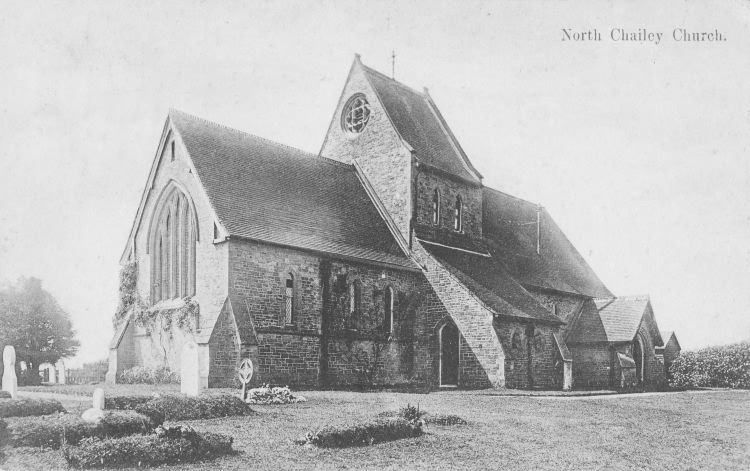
top-left (567, 296), bottom-right (654, 343)
top-left (421, 242), bottom-right (562, 324)
top-left (482, 187), bottom-right (612, 298)
top-left (361, 64), bottom-right (481, 182)
top-left (170, 110), bottom-right (414, 270)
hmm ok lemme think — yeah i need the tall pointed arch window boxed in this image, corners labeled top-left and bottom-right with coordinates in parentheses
top-left (150, 187), bottom-right (197, 304)
top-left (384, 286), bottom-right (394, 335)
top-left (285, 273), bottom-right (295, 325)
top-left (432, 189), bottom-right (441, 226)
top-left (454, 195), bottom-right (463, 232)
top-left (349, 281), bottom-right (361, 315)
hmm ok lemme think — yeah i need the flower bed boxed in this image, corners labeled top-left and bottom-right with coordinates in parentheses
top-left (297, 417), bottom-right (422, 448)
top-left (0, 398), bottom-right (65, 418)
top-left (62, 426), bottom-right (233, 469)
top-left (137, 394), bottom-right (253, 421)
top-left (245, 385), bottom-right (306, 405)
top-left (4, 410), bottom-right (159, 448)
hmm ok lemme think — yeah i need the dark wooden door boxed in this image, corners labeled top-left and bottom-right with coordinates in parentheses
top-left (440, 322), bottom-right (459, 386)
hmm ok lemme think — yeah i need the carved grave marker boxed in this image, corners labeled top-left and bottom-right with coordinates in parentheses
top-left (238, 358), bottom-right (254, 401)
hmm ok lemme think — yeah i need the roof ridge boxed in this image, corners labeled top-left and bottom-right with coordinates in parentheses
top-left (596, 294), bottom-right (650, 301)
top-left (483, 186), bottom-right (539, 207)
top-left (168, 108), bottom-right (350, 168)
top-left (360, 64), bottom-right (426, 98)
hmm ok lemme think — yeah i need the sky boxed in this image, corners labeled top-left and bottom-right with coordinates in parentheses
top-left (0, 0), bottom-right (748, 367)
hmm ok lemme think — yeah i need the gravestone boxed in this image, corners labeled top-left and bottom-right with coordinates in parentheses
top-left (180, 341), bottom-right (201, 396)
top-left (56, 361), bottom-right (66, 385)
top-left (237, 358), bottom-right (254, 401)
top-left (2, 346), bottom-right (18, 399)
top-left (82, 387), bottom-right (105, 422)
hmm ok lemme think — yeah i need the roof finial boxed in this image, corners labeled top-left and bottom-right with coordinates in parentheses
top-left (423, 87), bottom-right (430, 96)
top-left (391, 50), bottom-right (396, 80)
top-left (354, 53), bottom-right (362, 63)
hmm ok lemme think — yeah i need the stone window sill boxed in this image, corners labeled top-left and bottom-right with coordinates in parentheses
top-left (150, 298), bottom-right (186, 311)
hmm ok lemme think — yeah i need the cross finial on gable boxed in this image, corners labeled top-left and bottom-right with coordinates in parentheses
top-left (391, 50), bottom-right (396, 79)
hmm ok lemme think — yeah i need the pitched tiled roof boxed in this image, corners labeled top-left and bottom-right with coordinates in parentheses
top-left (482, 187), bottom-right (612, 298)
top-left (420, 241), bottom-right (562, 324)
top-left (567, 296), bottom-right (651, 343)
top-left (361, 64), bottom-right (481, 183)
top-left (170, 110), bottom-right (415, 270)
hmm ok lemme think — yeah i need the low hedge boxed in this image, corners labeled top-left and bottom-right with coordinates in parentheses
top-left (5, 410), bottom-right (159, 448)
top-left (118, 365), bottom-right (180, 385)
top-left (0, 390), bottom-right (12, 399)
top-left (62, 427), bottom-right (234, 469)
top-left (670, 341), bottom-right (750, 389)
top-left (137, 394), bottom-right (252, 421)
top-left (104, 395), bottom-right (153, 410)
top-left (299, 417), bottom-right (422, 448)
top-left (0, 398), bottom-right (65, 418)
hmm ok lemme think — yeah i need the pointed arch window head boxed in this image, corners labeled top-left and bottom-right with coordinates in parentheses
top-left (432, 189), bottom-right (441, 226)
top-left (150, 188), bottom-right (197, 304)
top-left (454, 195), bottom-right (463, 232)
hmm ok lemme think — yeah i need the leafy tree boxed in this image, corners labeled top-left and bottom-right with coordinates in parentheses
top-left (0, 277), bottom-right (80, 384)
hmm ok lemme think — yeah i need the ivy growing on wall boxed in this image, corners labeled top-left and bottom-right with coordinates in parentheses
top-left (113, 261), bottom-right (140, 328)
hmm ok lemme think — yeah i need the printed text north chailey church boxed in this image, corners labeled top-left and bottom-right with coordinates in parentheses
top-left (562, 28), bottom-right (726, 44)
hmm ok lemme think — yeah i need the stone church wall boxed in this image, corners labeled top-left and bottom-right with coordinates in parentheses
top-left (320, 62), bottom-right (413, 238)
top-left (225, 238), bottom-right (424, 388)
top-left (415, 170), bottom-right (483, 241)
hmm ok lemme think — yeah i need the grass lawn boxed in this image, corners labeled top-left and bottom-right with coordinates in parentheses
top-left (2, 389), bottom-right (749, 470)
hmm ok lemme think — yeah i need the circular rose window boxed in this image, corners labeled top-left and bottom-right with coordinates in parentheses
top-left (342, 94), bottom-right (371, 134)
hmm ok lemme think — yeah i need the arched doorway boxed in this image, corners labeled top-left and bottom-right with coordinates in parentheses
top-left (633, 336), bottom-right (644, 384)
top-left (440, 321), bottom-right (459, 386)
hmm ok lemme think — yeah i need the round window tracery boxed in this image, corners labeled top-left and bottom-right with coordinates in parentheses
top-left (342, 94), bottom-right (371, 134)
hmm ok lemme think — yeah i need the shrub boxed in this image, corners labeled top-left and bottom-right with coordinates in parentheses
top-left (670, 341), bottom-right (750, 389)
top-left (140, 394), bottom-right (253, 421)
top-left (62, 429), bottom-right (233, 468)
top-left (0, 398), bottom-right (65, 418)
top-left (426, 414), bottom-right (467, 426)
top-left (298, 418), bottom-right (422, 448)
top-left (118, 365), bottom-right (179, 384)
top-left (245, 385), bottom-right (306, 405)
top-left (5, 410), bottom-right (158, 448)
top-left (399, 403), bottom-right (425, 424)
top-left (0, 391), bottom-right (12, 399)
top-left (104, 395), bottom-right (153, 410)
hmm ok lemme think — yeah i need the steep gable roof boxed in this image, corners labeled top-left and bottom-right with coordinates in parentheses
top-left (169, 110), bottom-right (415, 270)
top-left (420, 241), bottom-right (562, 325)
top-left (482, 187), bottom-right (612, 298)
top-left (360, 63), bottom-right (481, 183)
top-left (660, 331), bottom-right (680, 349)
top-left (567, 295), bottom-right (662, 344)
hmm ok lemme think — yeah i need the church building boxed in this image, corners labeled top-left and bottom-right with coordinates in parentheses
top-left (107, 55), bottom-right (673, 390)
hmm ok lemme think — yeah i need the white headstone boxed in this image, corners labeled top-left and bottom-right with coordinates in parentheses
top-left (93, 388), bottom-right (105, 410)
top-left (81, 388), bottom-right (106, 423)
top-left (2, 346), bottom-right (18, 399)
top-left (56, 361), bottom-right (66, 385)
top-left (181, 341), bottom-right (201, 396)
